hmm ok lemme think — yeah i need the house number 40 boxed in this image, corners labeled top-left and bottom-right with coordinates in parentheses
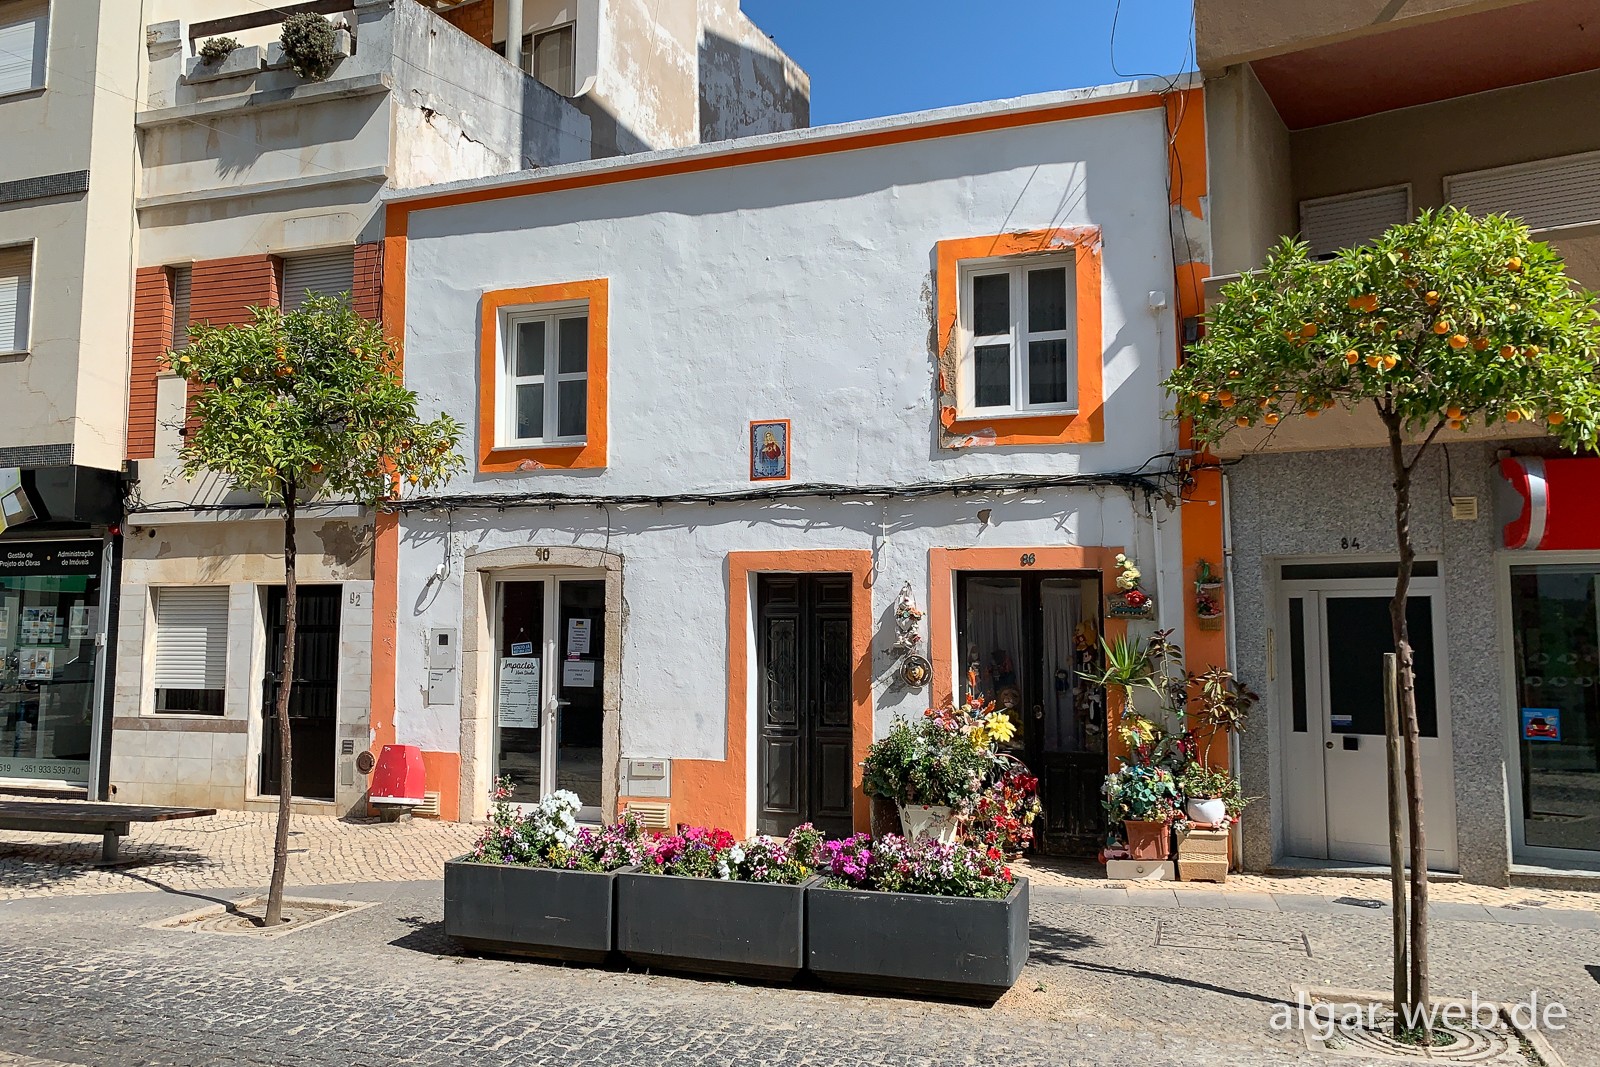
top-left (1020, 553), bottom-right (1036, 566)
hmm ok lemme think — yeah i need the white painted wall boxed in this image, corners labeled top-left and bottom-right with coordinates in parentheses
top-left (394, 91), bottom-right (1191, 782)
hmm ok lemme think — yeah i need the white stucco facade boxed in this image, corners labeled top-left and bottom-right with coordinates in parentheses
top-left (386, 83), bottom-right (1205, 830)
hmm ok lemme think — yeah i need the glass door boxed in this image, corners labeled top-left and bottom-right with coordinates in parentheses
top-left (494, 574), bottom-right (606, 821)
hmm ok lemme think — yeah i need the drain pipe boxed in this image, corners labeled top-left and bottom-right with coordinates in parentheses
top-left (504, 0), bottom-right (524, 71)
top-left (1221, 468), bottom-right (1244, 871)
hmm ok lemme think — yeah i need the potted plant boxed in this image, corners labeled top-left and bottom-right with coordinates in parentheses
top-left (861, 690), bottom-right (1005, 841)
top-left (199, 36), bottom-right (241, 65)
top-left (279, 11), bottom-right (339, 81)
top-left (806, 833), bottom-right (1028, 1002)
top-left (1176, 764), bottom-right (1248, 826)
top-left (615, 824), bottom-right (822, 980)
top-left (1177, 665), bottom-right (1258, 823)
top-left (444, 780), bottom-right (645, 962)
top-left (1101, 763), bottom-right (1181, 859)
top-left (964, 756), bottom-right (1041, 859)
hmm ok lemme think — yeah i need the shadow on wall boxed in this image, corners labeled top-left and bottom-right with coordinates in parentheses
top-left (698, 29), bottom-right (809, 144)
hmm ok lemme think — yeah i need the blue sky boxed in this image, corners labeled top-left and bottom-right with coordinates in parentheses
top-left (741, 0), bottom-right (1195, 126)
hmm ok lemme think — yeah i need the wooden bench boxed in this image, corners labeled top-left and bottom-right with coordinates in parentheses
top-left (0, 802), bottom-right (216, 864)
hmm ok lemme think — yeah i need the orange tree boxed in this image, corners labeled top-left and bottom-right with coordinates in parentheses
top-left (171, 294), bottom-right (463, 926)
top-left (1166, 207), bottom-right (1600, 1020)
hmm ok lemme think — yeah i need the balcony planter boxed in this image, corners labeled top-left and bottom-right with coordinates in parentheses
top-left (897, 802), bottom-right (959, 843)
top-left (1123, 818), bottom-right (1172, 860)
top-left (806, 878), bottom-right (1029, 1003)
top-left (615, 871), bottom-right (815, 980)
top-left (443, 857), bottom-right (615, 963)
top-left (183, 45), bottom-right (265, 85)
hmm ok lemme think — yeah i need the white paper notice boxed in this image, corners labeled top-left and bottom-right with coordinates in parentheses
top-left (562, 659), bottom-right (596, 688)
top-left (68, 605), bottom-right (89, 640)
top-left (497, 658), bottom-right (541, 728)
top-left (566, 617), bottom-right (592, 656)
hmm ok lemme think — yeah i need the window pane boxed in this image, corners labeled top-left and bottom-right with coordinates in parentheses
top-left (971, 273), bottom-right (1009, 336)
top-left (1289, 597), bottom-right (1307, 733)
top-left (514, 320), bottom-right (545, 377)
top-left (515, 383), bottom-right (544, 440)
top-left (1324, 596), bottom-right (1437, 738)
top-left (534, 25), bottom-right (575, 96)
top-left (1028, 267), bottom-right (1069, 332)
top-left (1027, 339), bottom-right (1072, 406)
top-left (558, 316), bottom-right (587, 373)
top-left (557, 379), bottom-right (587, 438)
top-left (973, 344), bottom-right (1010, 408)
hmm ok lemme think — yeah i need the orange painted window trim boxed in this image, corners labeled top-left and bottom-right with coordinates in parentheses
top-left (664, 550), bottom-right (875, 838)
top-left (935, 228), bottom-right (1104, 447)
top-left (477, 279), bottom-right (609, 473)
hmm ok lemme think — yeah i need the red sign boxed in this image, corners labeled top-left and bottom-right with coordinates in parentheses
top-left (1500, 456), bottom-right (1600, 550)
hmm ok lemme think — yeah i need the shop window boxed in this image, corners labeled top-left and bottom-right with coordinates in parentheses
top-left (0, 1), bottom-right (48, 98)
top-left (957, 255), bottom-right (1075, 415)
top-left (152, 587), bottom-right (228, 716)
top-left (1510, 564), bottom-right (1600, 854)
top-left (0, 242), bottom-right (32, 357)
top-left (478, 279), bottom-right (608, 472)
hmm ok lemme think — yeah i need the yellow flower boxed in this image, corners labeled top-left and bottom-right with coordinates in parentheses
top-left (983, 713), bottom-right (1017, 744)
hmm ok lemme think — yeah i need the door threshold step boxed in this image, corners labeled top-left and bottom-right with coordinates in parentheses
top-left (1267, 857), bottom-right (1463, 882)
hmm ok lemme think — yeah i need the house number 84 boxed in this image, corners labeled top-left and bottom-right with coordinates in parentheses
top-left (1020, 553), bottom-right (1036, 566)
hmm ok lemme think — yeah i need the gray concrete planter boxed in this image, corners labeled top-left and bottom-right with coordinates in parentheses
top-left (616, 871), bottom-right (815, 980)
top-left (443, 857), bottom-right (615, 963)
top-left (806, 878), bottom-right (1029, 1002)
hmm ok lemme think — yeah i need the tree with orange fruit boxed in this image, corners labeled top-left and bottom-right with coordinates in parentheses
top-left (170, 294), bottom-right (463, 927)
top-left (1166, 207), bottom-right (1600, 1028)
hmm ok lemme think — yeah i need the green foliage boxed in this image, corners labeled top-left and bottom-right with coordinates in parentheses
top-left (1176, 765), bottom-right (1251, 818)
top-left (168, 294), bottom-right (463, 505)
top-left (1167, 208), bottom-right (1600, 447)
top-left (860, 715), bottom-right (996, 812)
top-left (199, 36), bottom-right (241, 64)
top-left (1078, 635), bottom-right (1157, 697)
top-left (1101, 763), bottom-right (1181, 824)
top-left (279, 12), bottom-right (338, 81)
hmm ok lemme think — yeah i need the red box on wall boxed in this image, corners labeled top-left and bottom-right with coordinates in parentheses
top-left (370, 744), bottom-right (427, 805)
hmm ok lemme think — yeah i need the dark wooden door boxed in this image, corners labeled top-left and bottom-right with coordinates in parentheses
top-left (260, 585), bottom-right (341, 801)
top-left (756, 574), bottom-right (854, 837)
top-left (957, 572), bottom-right (1106, 856)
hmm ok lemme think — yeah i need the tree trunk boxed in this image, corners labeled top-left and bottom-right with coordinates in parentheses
top-left (1385, 423), bottom-right (1430, 1024)
top-left (263, 485), bottom-right (298, 926)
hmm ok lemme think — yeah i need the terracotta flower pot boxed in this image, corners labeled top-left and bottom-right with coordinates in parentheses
top-left (1123, 819), bottom-right (1171, 860)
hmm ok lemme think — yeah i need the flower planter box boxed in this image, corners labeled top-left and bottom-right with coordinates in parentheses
top-left (806, 878), bottom-right (1029, 1002)
top-left (443, 857), bottom-right (616, 963)
top-left (615, 871), bottom-right (814, 981)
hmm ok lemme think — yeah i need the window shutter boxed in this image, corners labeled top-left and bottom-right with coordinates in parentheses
top-left (153, 587), bottom-right (229, 691)
top-left (0, 3), bottom-right (46, 97)
top-left (0, 244), bottom-right (32, 355)
top-left (1446, 152), bottom-right (1600, 231)
top-left (1299, 186), bottom-right (1411, 256)
top-left (171, 265), bottom-right (192, 351)
top-left (281, 249), bottom-right (355, 311)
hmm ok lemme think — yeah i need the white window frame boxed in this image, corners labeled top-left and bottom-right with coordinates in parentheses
top-left (0, 239), bottom-right (35, 358)
top-left (956, 253), bottom-right (1076, 417)
top-left (498, 300), bottom-right (590, 448)
top-left (149, 585), bottom-right (229, 717)
top-left (0, 0), bottom-right (48, 101)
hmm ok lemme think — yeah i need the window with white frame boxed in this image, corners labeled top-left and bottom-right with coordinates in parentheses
top-left (958, 254), bottom-right (1075, 415)
top-left (0, 242), bottom-right (32, 356)
top-left (0, 1), bottom-right (47, 98)
top-left (152, 587), bottom-right (228, 715)
top-left (500, 302), bottom-right (589, 446)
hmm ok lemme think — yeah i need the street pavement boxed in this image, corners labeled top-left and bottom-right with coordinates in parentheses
top-left (0, 876), bottom-right (1593, 1067)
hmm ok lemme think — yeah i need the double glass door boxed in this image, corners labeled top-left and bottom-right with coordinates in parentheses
top-left (494, 574), bottom-right (605, 820)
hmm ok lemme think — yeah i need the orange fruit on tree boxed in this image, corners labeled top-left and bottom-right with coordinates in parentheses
top-left (1365, 354), bottom-right (1381, 368)
top-left (1500, 344), bottom-right (1517, 360)
top-left (1300, 323), bottom-right (1317, 338)
top-left (1264, 413), bottom-right (1280, 426)
top-left (1473, 337), bottom-right (1490, 351)
top-left (1219, 391), bottom-right (1235, 408)
top-left (1446, 405), bottom-right (1463, 419)
top-left (1344, 350), bottom-right (1360, 364)
top-left (1424, 291), bottom-right (1440, 306)
top-left (1432, 319), bottom-right (1451, 334)
top-left (1506, 409), bottom-right (1522, 423)
top-left (1306, 407), bottom-right (1321, 418)
top-left (1234, 416), bottom-right (1250, 427)
top-left (1448, 419), bottom-right (1464, 431)
top-left (1526, 345), bottom-right (1541, 357)
top-left (1449, 334), bottom-right (1469, 349)
top-left (1507, 256), bottom-right (1523, 272)
top-left (1198, 391), bottom-right (1211, 403)
top-left (1549, 412), bottom-right (1567, 426)
top-left (1382, 356), bottom-right (1398, 370)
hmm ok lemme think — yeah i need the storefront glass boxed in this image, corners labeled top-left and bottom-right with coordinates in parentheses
top-left (0, 540), bottom-right (104, 784)
top-left (1509, 564), bottom-right (1600, 853)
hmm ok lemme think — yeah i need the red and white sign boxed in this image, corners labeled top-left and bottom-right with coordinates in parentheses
top-left (1500, 456), bottom-right (1600, 550)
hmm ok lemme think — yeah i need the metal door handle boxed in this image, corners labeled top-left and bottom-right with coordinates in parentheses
top-left (1325, 741), bottom-right (1334, 749)
top-left (1033, 704), bottom-right (1043, 720)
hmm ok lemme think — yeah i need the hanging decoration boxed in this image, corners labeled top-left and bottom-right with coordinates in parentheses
top-left (891, 582), bottom-right (929, 690)
top-left (1194, 558), bottom-right (1225, 631)
top-left (1106, 552), bottom-right (1155, 619)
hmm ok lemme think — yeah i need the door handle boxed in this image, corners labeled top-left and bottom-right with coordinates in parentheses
top-left (1033, 704), bottom-right (1043, 720)
top-left (1325, 741), bottom-right (1334, 750)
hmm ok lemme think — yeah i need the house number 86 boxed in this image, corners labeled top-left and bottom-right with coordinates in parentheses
top-left (1020, 553), bottom-right (1036, 566)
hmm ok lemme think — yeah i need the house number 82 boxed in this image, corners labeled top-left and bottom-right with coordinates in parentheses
top-left (1020, 553), bottom-right (1036, 566)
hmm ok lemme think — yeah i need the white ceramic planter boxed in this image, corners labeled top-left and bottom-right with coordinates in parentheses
top-left (898, 803), bottom-right (959, 843)
top-left (1185, 797), bottom-right (1227, 825)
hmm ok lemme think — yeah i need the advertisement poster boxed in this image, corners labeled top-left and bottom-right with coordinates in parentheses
top-left (19, 647), bottom-right (53, 681)
top-left (562, 660), bottom-right (596, 688)
top-left (68, 604), bottom-right (90, 640)
top-left (497, 657), bottom-right (541, 728)
top-left (1522, 707), bottom-right (1561, 742)
top-left (21, 607), bottom-right (55, 645)
top-left (566, 618), bottom-right (591, 657)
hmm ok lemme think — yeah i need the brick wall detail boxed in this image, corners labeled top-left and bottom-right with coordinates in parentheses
top-left (185, 255), bottom-right (280, 434)
top-left (438, 0), bottom-right (494, 46)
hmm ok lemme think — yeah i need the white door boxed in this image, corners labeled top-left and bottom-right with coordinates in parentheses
top-left (1280, 575), bottom-right (1458, 871)
top-left (492, 572), bottom-right (607, 822)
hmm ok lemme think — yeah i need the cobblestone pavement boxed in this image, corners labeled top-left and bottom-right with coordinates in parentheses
top-left (0, 878), bottom-right (1592, 1067)
top-left (3, 810), bottom-right (1598, 915)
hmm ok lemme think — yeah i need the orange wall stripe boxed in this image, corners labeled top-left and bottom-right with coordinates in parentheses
top-left (385, 93), bottom-right (1165, 238)
top-left (671, 550), bottom-right (875, 836)
top-left (477, 280), bottom-right (610, 472)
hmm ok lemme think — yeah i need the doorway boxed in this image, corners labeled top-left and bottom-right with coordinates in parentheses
top-left (260, 585), bottom-right (340, 801)
top-left (957, 571), bottom-right (1105, 855)
top-left (493, 574), bottom-right (606, 821)
top-left (1279, 566), bottom-right (1458, 870)
top-left (755, 574), bottom-right (854, 837)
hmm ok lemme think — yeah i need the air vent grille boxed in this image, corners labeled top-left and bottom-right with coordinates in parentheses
top-left (624, 801), bottom-right (671, 830)
top-left (414, 791), bottom-right (441, 818)
top-left (1450, 496), bottom-right (1479, 521)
